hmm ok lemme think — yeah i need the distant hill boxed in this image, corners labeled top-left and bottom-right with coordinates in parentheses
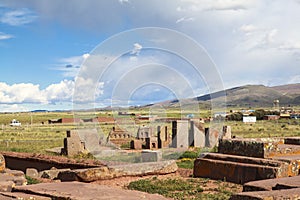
top-left (149, 83), bottom-right (300, 108)
top-left (197, 83), bottom-right (300, 107)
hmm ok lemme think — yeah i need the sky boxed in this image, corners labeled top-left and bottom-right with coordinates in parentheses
top-left (0, 0), bottom-right (300, 112)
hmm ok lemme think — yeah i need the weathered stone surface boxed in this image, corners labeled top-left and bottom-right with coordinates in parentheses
top-left (112, 160), bottom-right (178, 176)
top-left (205, 128), bottom-right (220, 147)
top-left (244, 176), bottom-right (300, 192)
top-left (270, 154), bottom-right (300, 177)
top-left (58, 166), bottom-right (121, 182)
top-left (58, 160), bottom-right (177, 182)
top-left (190, 120), bottom-right (205, 148)
top-left (26, 168), bottom-right (39, 179)
top-left (0, 193), bottom-right (16, 200)
top-left (171, 120), bottom-right (189, 148)
top-left (141, 150), bottom-right (162, 162)
top-left (14, 182), bottom-right (170, 200)
top-left (130, 139), bottom-right (142, 150)
top-left (284, 137), bottom-right (300, 145)
top-left (1, 151), bottom-right (104, 172)
top-left (194, 153), bottom-right (288, 184)
top-left (267, 144), bottom-right (300, 158)
top-left (202, 153), bottom-right (286, 167)
top-left (218, 138), bottom-right (284, 158)
top-left (40, 168), bottom-right (71, 179)
top-left (0, 181), bottom-right (14, 192)
top-left (0, 169), bottom-right (27, 186)
top-left (0, 154), bottom-right (5, 172)
top-left (0, 192), bottom-right (51, 199)
top-left (230, 188), bottom-right (300, 200)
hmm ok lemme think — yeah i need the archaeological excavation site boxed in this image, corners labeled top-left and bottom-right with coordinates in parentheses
top-left (0, 114), bottom-right (300, 199)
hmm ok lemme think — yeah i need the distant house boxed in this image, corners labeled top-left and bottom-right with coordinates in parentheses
top-left (263, 115), bottom-right (280, 120)
top-left (243, 116), bottom-right (256, 123)
top-left (214, 112), bottom-right (227, 118)
top-left (94, 116), bottom-right (115, 124)
top-left (137, 115), bottom-right (157, 122)
top-left (48, 118), bottom-right (82, 124)
top-left (118, 111), bottom-right (135, 116)
top-left (280, 113), bottom-right (291, 119)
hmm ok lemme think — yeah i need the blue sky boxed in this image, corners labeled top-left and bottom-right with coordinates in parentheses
top-left (1, 0), bottom-right (300, 112)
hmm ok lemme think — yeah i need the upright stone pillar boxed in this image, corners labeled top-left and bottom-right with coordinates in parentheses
top-left (171, 120), bottom-right (189, 148)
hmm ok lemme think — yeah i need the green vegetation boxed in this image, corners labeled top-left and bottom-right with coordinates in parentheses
top-left (25, 175), bottom-right (41, 185)
top-left (128, 177), bottom-right (241, 200)
top-left (228, 119), bottom-right (300, 138)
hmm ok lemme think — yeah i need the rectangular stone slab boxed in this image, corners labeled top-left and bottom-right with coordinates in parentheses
top-left (14, 182), bottom-right (169, 200)
top-left (230, 188), bottom-right (300, 200)
top-left (202, 153), bottom-right (285, 167)
top-left (194, 155), bottom-right (288, 184)
top-left (219, 138), bottom-right (300, 159)
top-left (243, 176), bottom-right (300, 192)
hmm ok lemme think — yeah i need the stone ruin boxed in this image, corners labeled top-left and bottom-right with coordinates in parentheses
top-left (61, 128), bottom-right (111, 157)
top-left (193, 136), bottom-right (300, 199)
top-left (130, 119), bottom-right (231, 150)
top-left (60, 121), bottom-right (231, 157)
top-left (107, 126), bottom-right (133, 147)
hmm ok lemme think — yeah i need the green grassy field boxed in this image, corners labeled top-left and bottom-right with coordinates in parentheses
top-left (0, 108), bottom-right (299, 154)
top-left (1, 109), bottom-right (299, 200)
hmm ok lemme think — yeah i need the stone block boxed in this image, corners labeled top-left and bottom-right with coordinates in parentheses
top-left (218, 138), bottom-right (288, 158)
top-left (14, 182), bottom-right (169, 200)
top-left (205, 128), bottom-right (220, 147)
top-left (284, 137), bottom-right (300, 145)
top-left (0, 172), bottom-right (27, 186)
top-left (222, 125), bottom-right (232, 139)
top-left (230, 188), bottom-right (300, 200)
top-left (158, 126), bottom-right (170, 148)
top-left (141, 150), bottom-right (162, 162)
top-left (190, 121), bottom-right (205, 148)
top-left (26, 168), bottom-right (39, 179)
top-left (57, 160), bottom-right (177, 182)
top-left (0, 192), bottom-right (51, 200)
top-left (66, 136), bottom-right (85, 156)
top-left (40, 168), bottom-right (71, 179)
top-left (130, 140), bottom-right (142, 150)
top-left (171, 120), bottom-right (189, 148)
top-left (243, 176), bottom-right (300, 192)
top-left (0, 181), bottom-right (14, 192)
top-left (193, 153), bottom-right (289, 184)
top-left (0, 154), bottom-right (5, 173)
top-left (218, 139), bottom-right (265, 158)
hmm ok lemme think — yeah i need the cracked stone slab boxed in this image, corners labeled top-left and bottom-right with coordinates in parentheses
top-left (58, 160), bottom-right (177, 182)
top-left (14, 182), bottom-right (170, 200)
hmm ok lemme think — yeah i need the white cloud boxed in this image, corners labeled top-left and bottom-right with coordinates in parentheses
top-left (239, 24), bottom-right (257, 33)
top-left (178, 0), bottom-right (256, 12)
top-left (44, 80), bottom-right (75, 103)
top-left (119, 0), bottom-right (130, 4)
top-left (55, 53), bottom-right (90, 77)
top-left (0, 8), bottom-right (37, 26)
top-left (0, 80), bottom-right (76, 105)
top-left (0, 104), bottom-right (28, 112)
top-left (176, 17), bottom-right (194, 24)
top-left (1, 0), bottom-right (300, 109)
top-left (0, 32), bottom-right (13, 40)
top-left (131, 43), bottom-right (142, 56)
